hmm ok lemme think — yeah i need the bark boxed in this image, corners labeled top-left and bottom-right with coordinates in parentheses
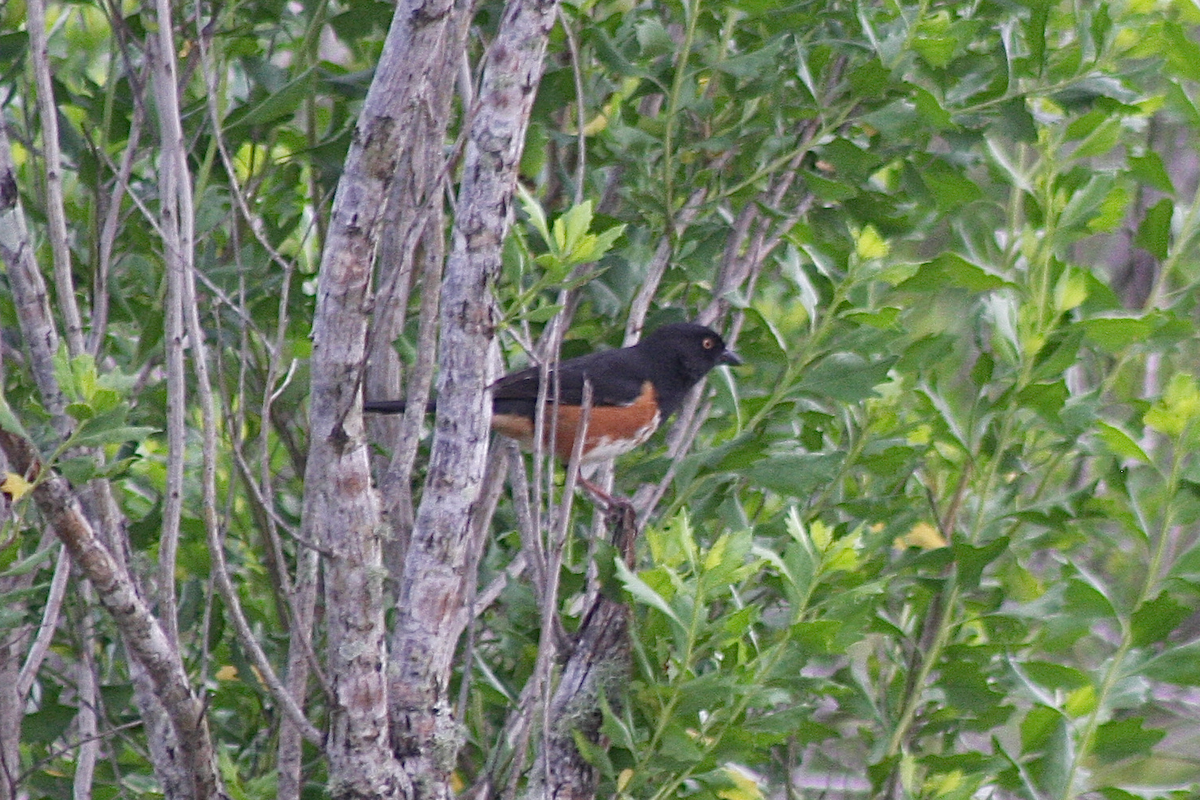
top-left (0, 635), bottom-right (20, 800)
top-left (278, 547), bottom-right (322, 800)
top-left (0, 120), bottom-right (69, 434)
top-left (27, 0), bottom-right (86, 357)
top-left (522, 507), bottom-right (637, 800)
top-left (388, 2), bottom-right (560, 799)
top-left (367, 3), bottom-right (467, 575)
top-left (0, 431), bottom-right (223, 800)
top-left (147, 0), bottom-right (190, 651)
top-left (302, 0), bottom-right (478, 795)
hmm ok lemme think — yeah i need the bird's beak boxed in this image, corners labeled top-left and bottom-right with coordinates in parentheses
top-left (719, 349), bottom-right (743, 366)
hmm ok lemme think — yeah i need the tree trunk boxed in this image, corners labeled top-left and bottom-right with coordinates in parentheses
top-left (522, 507), bottom-right (638, 800)
top-left (387, 2), bottom-right (561, 800)
top-left (302, 0), bottom-right (478, 796)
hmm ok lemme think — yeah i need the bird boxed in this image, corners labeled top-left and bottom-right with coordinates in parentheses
top-left (364, 322), bottom-right (741, 493)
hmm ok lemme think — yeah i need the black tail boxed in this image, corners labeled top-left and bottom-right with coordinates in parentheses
top-left (363, 399), bottom-right (436, 414)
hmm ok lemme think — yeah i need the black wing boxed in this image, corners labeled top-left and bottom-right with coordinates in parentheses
top-left (490, 349), bottom-right (648, 416)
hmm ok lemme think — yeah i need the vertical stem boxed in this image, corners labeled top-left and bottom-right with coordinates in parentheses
top-left (26, 0), bottom-right (86, 357)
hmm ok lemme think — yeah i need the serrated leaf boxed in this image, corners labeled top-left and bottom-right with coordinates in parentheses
top-left (797, 353), bottom-right (896, 402)
top-left (1131, 592), bottom-right (1190, 646)
top-left (1092, 718), bottom-right (1164, 762)
top-left (941, 661), bottom-right (1005, 713)
top-left (954, 536), bottom-right (1008, 589)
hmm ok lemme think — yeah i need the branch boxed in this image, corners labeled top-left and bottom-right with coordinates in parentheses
top-left (300, 0), bottom-right (482, 793)
top-left (0, 430), bottom-right (224, 800)
top-left (520, 507), bottom-right (637, 800)
top-left (26, 0), bottom-right (86, 357)
top-left (389, 2), bottom-right (561, 798)
top-left (0, 120), bottom-right (69, 435)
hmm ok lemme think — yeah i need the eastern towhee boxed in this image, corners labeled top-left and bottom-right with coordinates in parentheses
top-left (364, 322), bottom-right (740, 499)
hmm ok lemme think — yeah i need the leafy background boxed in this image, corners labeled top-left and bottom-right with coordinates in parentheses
top-left (3, 0), bottom-right (1200, 797)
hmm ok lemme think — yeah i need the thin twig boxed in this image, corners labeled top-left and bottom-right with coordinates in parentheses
top-left (16, 543), bottom-right (70, 699)
top-left (27, 0), bottom-right (85, 356)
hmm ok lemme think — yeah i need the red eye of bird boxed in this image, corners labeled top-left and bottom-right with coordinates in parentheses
top-left (703, 338), bottom-right (714, 349)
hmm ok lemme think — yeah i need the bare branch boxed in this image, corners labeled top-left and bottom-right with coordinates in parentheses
top-left (521, 509), bottom-right (637, 800)
top-left (26, 0), bottom-right (86, 357)
top-left (0, 120), bottom-right (69, 435)
top-left (16, 543), bottom-right (69, 699)
top-left (0, 431), bottom-right (224, 800)
top-left (146, 0), bottom-right (191, 648)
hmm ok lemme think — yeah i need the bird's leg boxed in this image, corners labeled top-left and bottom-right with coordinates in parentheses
top-left (578, 474), bottom-right (636, 521)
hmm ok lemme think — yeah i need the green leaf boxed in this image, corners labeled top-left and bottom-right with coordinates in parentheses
top-left (1092, 718), bottom-right (1165, 762)
top-left (1, 544), bottom-right (56, 578)
top-left (635, 18), bottom-right (675, 58)
top-left (1058, 174), bottom-right (1115, 231)
top-left (954, 536), bottom-right (1008, 590)
top-left (941, 661), bottom-right (1006, 713)
top-left (518, 184), bottom-right (551, 244)
top-left (738, 453), bottom-right (843, 499)
top-left (796, 353), bottom-right (896, 402)
top-left (224, 68), bottom-right (316, 131)
top-left (615, 558), bottom-right (686, 632)
top-left (741, 707), bottom-right (835, 744)
top-left (72, 418), bottom-right (159, 449)
top-left (657, 723), bottom-right (705, 765)
top-left (700, 529), bottom-right (755, 594)
top-left (1022, 662), bottom-right (1090, 692)
top-left (711, 37), bottom-right (786, 79)
top-left (1094, 422), bottom-right (1150, 463)
top-left (1080, 316), bottom-right (1155, 352)
top-left (0, 32), bottom-right (29, 62)
top-left (1165, 21), bottom-right (1200, 81)
top-left (1131, 592), bottom-right (1191, 647)
top-left (1144, 373), bottom-right (1200, 438)
top-left (1071, 118), bottom-right (1122, 159)
top-left (1022, 0), bottom-right (1050, 73)
top-left (1128, 152), bottom-right (1174, 194)
top-left (899, 253), bottom-right (1011, 292)
top-left (0, 390), bottom-right (30, 438)
top-left (1139, 642), bottom-right (1200, 685)
top-left (1135, 198), bottom-right (1173, 261)
top-left (1062, 574), bottom-right (1116, 619)
top-left (919, 162), bottom-right (984, 211)
top-left (1016, 381), bottom-right (1068, 424)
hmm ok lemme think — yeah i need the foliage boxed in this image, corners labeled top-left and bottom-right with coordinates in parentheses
top-left (3, 0), bottom-right (1200, 797)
